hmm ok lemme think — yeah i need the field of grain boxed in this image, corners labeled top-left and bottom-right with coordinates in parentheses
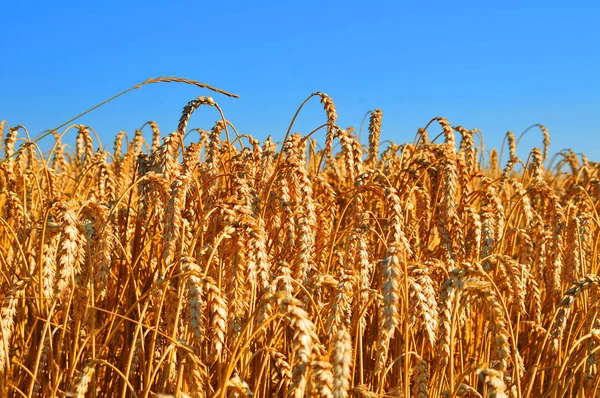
top-left (0, 78), bottom-right (598, 397)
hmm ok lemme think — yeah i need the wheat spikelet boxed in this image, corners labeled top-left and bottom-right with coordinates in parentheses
top-left (327, 273), bottom-right (354, 342)
top-left (178, 96), bottom-right (216, 136)
top-left (375, 246), bottom-right (402, 373)
top-left (41, 233), bottom-right (60, 301)
top-left (0, 280), bottom-right (25, 372)
top-left (316, 92), bottom-right (338, 156)
top-left (4, 126), bottom-right (19, 170)
top-left (479, 197), bottom-right (498, 262)
top-left (147, 120), bottom-right (161, 152)
top-left (577, 201), bottom-right (593, 275)
top-left (135, 75), bottom-right (240, 97)
top-left (355, 232), bottom-right (371, 330)
top-left (52, 201), bottom-right (85, 302)
top-left (75, 125), bottom-right (94, 168)
top-left (436, 117), bottom-right (455, 149)
top-left (529, 148), bottom-right (544, 182)
top-left (203, 120), bottom-right (225, 204)
top-left (269, 349), bottom-right (292, 394)
top-left (113, 130), bottom-right (127, 161)
top-left (132, 128), bottom-right (145, 154)
top-left (456, 126), bottom-right (477, 172)
top-left (277, 167), bottom-right (296, 256)
top-left (221, 223), bottom-right (250, 341)
top-left (256, 135), bottom-right (277, 190)
top-left (564, 214), bottom-right (582, 283)
top-left (331, 326), bottom-right (352, 398)
top-left (180, 257), bottom-right (206, 346)
top-left (437, 271), bottom-right (461, 372)
top-left (246, 216), bottom-right (270, 294)
top-left (204, 275), bottom-right (227, 364)
top-left (311, 358), bottom-right (334, 398)
top-left (436, 152), bottom-right (459, 264)
top-left (411, 358), bottom-right (429, 398)
top-left (185, 358), bottom-right (208, 398)
top-left (367, 109), bottom-right (383, 166)
top-left (50, 130), bottom-right (67, 175)
top-left (283, 133), bottom-right (317, 282)
top-left (464, 206), bottom-right (482, 261)
top-left (81, 201), bottom-right (115, 300)
top-left (539, 124), bottom-right (550, 162)
top-left (502, 131), bottom-right (519, 178)
top-left (409, 266), bottom-right (439, 350)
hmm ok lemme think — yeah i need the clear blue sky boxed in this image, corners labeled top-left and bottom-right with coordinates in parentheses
top-left (1, 0), bottom-right (599, 162)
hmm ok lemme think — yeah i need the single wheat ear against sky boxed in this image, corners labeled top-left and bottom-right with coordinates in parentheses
top-left (1, 1), bottom-right (599, 158)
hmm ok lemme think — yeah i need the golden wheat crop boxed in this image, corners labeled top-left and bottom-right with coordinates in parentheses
top-left (0, 78), bottom-right (598, 397)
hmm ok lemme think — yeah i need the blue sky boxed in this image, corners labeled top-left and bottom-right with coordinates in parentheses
top-left (1, 1), bottom-right (599, 162)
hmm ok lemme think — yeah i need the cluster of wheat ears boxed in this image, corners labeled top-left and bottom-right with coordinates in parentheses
top-left (0, 77), bottom-right (598, 398)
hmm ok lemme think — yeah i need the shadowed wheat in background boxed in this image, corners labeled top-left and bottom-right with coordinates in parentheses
top-left (0, 77), bottom-right (598, 398)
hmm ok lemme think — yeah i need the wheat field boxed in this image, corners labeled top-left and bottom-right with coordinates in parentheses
top-left (0, 78), bottom-right (598, 398)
